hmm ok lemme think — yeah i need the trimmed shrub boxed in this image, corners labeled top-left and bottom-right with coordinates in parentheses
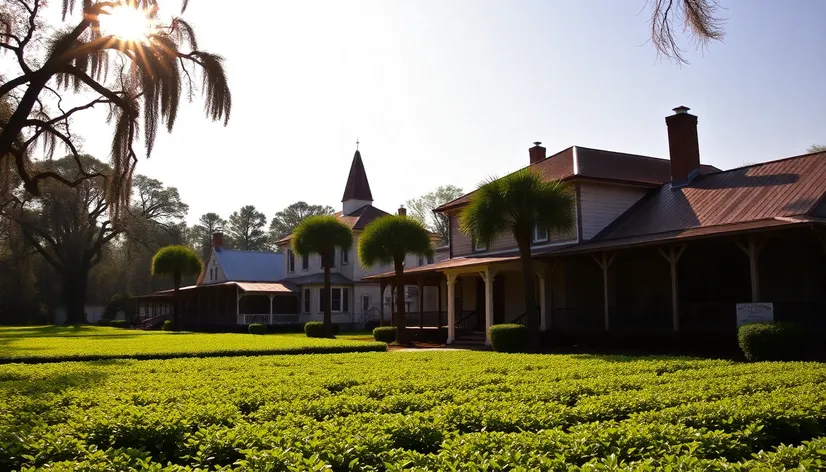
top-left (161, 320), bottom-right (174, 331)
top-left (489, 324), bottom-right (529, 353)
top-left (304, 321), bottom-right (328, 338)
top-left (109, 320), bottom-right (128, 329)
top-left (248, 323), bottom-right (267, 335)
top-left (738, 322), bottom-right (805, 361)
top-left (373, 326), bottom-right (396, 343)
top-left (96, 319), bottom-right (110, 327)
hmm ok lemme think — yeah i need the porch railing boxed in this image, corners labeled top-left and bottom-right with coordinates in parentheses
top-left (237, 314), bottom-right (300, 325)
top-left (510, 307), bottom-right (540, 327)
top-left (454, 310), bottom-right (480, 330)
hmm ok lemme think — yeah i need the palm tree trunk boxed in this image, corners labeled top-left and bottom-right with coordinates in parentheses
top-left (516, 234), bottom-right (539, 350)
top-left (394, 259), bottom-right (407, 344)
top-left (173, 271), bottom-right (181, 330)
top-left (323, 256), bottom-right (332, 337)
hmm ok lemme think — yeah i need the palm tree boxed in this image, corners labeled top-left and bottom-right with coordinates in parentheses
top-left (359, 215), bottom-right (433, 344)
top-left (292, 215), bottom-right (352, 337)
top-left (151, 245), bottom-right (202, 329)
top-left (459, 169), bottom-right (574, 345)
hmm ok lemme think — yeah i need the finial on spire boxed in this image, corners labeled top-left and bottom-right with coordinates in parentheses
top-left (356, 137), bottom-right (360, 150)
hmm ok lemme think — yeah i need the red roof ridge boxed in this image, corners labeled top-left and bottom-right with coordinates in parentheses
top-left (701, 149), bottom-right (826, 177)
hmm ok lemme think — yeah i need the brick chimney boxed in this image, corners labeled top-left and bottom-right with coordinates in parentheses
top-left (529, 142), bottom-right (546, 165)
top-left (212, 231), bottom-right (224, 250)
top-left (665, 106), bottom-right (701, 187)
top-left (398, 205), bottom-right (407, 217)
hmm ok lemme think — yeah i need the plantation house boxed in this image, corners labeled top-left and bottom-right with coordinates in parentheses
top-left (368, 106), bottom-right (826, 353)
top-left (133, 150), bottom-right (440, 329)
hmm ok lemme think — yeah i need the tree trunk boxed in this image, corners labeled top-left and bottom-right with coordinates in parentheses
top-left (173, 271), bottom-right (182, 330)
top-left (516, 234), bottom-right (539, 350)
top-left (62, 267), bottom-right (89, 325)
top-left (394, 259), bottom-right (407, 344)
top-left (322, 255), bottom-right (332, 337)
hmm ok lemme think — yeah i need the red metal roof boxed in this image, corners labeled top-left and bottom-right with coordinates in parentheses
top-left (435, 146), bottom-right (718, 211)
top-left (601, 152), bottom-right (826, 240)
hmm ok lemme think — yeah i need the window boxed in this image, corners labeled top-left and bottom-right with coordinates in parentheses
top-left (473, 238), bottom-right (487, 252)
top-left (532, 225), bottom-right (549, 244)
top-left (303, 288), bottom-right (310, 313)
top-left (288, 249), bottom-right (295, 273)
top-left (418, 255), bottom-right (424, 266)
top-left (302, 254), bottom-right (309, 270)
top-left (331, 249), bottom-right (336, 268)
top-left (362, 295), bottom-right (371, 313)
top-left (331, 288), bottom-right (342, 312)
top-left (427, 254), bottom-right (434, 264)
top-left (343, 288), bottom-right (349, 313)
top-left (342, 249), bottom-right (349, 265)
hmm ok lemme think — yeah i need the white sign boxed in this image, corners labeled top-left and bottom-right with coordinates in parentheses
top-left (736, 303), bottom-right (774, 327)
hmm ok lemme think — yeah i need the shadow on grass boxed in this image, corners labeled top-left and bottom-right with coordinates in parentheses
top-left (0, 360), bottom-right (126, 396)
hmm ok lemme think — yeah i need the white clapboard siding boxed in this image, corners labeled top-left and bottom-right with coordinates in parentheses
top-left (579, 183), bottom-right (648, 240)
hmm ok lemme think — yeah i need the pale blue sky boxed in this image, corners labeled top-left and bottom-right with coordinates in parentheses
top-left (70, 1), bottom-right (826, 224)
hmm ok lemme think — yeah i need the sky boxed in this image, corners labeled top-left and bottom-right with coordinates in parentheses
top-left (51, 1), bottom-right (826, 224)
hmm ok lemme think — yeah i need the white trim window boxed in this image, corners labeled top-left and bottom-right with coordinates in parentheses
top-left (302, 254), bottom-right (309, 271)
top-left (331, 288), bottom-right (343, 312)
top-left (342, 249), bottom-right (349, 265)
top-left (303, 288), bottom-right (310, 313)
top-left (287, 249), bottom-right (295, 273)
top-left (473, 238), bottom-right (487, 252)
top-left (532, 225), bottom-right (549, 244)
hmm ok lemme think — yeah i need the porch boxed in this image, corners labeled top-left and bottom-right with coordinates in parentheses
top-left (367, 223), bottom-right (826, 354)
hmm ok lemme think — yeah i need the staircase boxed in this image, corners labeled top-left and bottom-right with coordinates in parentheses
top-left (452, 330), bottom-right (487, 348)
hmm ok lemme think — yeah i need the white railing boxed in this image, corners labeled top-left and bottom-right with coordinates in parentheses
top-left (237, 314), bottom-right (300, 325)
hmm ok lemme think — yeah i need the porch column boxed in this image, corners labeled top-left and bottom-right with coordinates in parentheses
top-left (390, 283), bottom-right (395, 326)
top-left (236, 286), bottom-right (241, 323)
top-left (593, 253), bottom-right (616, 331)
top-left (446, 273), bottom-right (457, 343)
top-left (659, 245), bottom-right (687, 332)
top-left (437, 279), bottom-right (443, 327)
top-left (379, 280), bottom-right (387, 326)
top-left (479, 267), bottom-right (495, 345)
top-left (268, 294), bottom-right (275, 324)
top-left (417, 277), bottom-right (425, 329)
top-left (736, 236), bottom-right (765, 302)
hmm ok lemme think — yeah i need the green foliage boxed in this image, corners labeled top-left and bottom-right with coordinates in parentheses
top-left (228, 205), bottom-right (269, 251)
top-left (406, 185), bottom-right (464, 244)
top-left (305, 321), bottom-right (329, 338)
top-left (358, 215), bottom-right (434, 268)
top-left (0, 326), bottom-right (385, 363)
top-left (459, 168), bottom-right (574, 248)
top-left (489, 324), bottom-right (529, 353)
top-left (738, 322), bottom-right (805, 361)
top-left (109, 320), bottom-right (128, 329)
top-left (373, 326), bottom-right (397, 343)
top-left (248, 323), bottom-right (267, 335)
top-left (291, 215), bottom-right (353, 262)
top-left (269, 201), bottom-right (335, 250)
top-left (1, 352), bottom-right (826, 470)
top-left (150, 245), bottom-right (202, 279)
top-left (161, 320), bottom-right (174, 331)
top-left (103, 292), bottom-right (132, 321)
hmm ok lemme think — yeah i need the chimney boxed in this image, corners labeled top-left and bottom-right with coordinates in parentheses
top-left (665, 106), bottom-right (701, 187)
top-left (398, 205), bottom-right (407, 217)
top-left (529, 142), bottom-right (546, 165)
top-left (212, 231), bottom-right (224, 250)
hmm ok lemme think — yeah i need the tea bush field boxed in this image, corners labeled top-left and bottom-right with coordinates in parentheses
top-left (0, 326), bottom-right (385, 363)
top-left (3, 352), bottom-right (826, 470)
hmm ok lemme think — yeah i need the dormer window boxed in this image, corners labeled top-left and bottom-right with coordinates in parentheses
top-left (302, 254), bottom-right (309, 270)
top-left (532, 225), bottom-right (549, 244)
top-left (342, 249), bottom-right (349, 265)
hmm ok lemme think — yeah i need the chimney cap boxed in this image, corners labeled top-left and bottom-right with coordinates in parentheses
top-left (532, 141), bottom-right (542, 147)
top-left (672, 105), bottom-right (691, 115)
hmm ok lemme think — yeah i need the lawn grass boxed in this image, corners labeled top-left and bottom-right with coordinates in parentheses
top-left (1, 351), bottom-right (825, 470)
top-left (0, 325), bottom-right (385, 363)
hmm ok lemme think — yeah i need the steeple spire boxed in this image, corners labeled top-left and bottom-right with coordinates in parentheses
top-left (341, 148), bottom-right (374, 214)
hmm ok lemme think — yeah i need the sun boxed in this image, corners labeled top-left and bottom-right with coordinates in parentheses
top-left (99, 5), bottom-right (155, 42)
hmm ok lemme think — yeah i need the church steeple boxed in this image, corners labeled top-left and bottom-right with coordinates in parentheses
top-left (341, 149), bottom-right (374, 214)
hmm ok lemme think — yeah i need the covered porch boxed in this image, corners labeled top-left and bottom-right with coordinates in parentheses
top-left (235, 282), bottom-right (300, 325)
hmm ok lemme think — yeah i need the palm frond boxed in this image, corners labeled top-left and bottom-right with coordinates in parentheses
top-left (291, 215), bottom-right (352, 262)
top-left (358, 215), bottom-right (433, 268)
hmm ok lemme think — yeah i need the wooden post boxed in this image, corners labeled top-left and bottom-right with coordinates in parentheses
top-left (736, 236), bottom-right (765, 302)
top-left (592, 253), bottom-right (616, 331)
top-left (268, 294), bottom-right (274, 324)
top-left (389, 282), bottom-right (395, 326)
top-left (446, 273), bottom-right (457, 343)
top-left (417, 277), bottom-right (425, 329)
top-left (658, 245), bottom-right (687, 332)
top-left (379, 280), bottom-right (386, 326)
top-left (479, 268), bottom-right (495, 345)
top-left (437, 279), bottom-right (443, 328)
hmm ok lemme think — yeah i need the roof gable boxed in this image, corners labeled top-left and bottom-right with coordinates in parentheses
top-left (600, 152), bottom-right (826, 240)
top-left (342, 150), bottom-right (373, 202)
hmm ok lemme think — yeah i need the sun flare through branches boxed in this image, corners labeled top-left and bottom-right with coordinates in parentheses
top-left (98, 4), bottom-right (157, 43)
